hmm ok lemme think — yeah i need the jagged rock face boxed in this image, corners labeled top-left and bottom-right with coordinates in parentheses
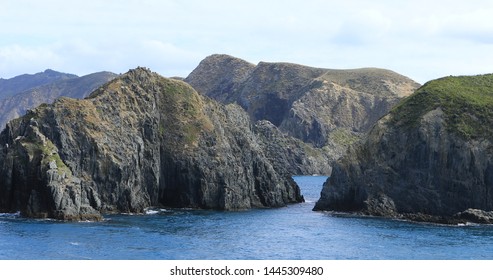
top-left (185, 55), bottom-right (419, 171)
top-left (185, 54), bottom-right (420, 149)
top-left (314, 74), bottom-right (493, 223)
top-left (0, 68), bottom-right (303, 220)
top-left (231, 61), bottom-right (328, 127)
top-left (0, 71), bottom-right (118, 129)
top-left (254, 120), bottom-right (332, 176)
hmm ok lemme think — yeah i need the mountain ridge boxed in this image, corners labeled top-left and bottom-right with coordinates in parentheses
top-left (0, 71), bottom-right (118, 129)
top-left (0, 69), bottom-right (77, 99)
top-left (185, 54), bottom-right (420, 165)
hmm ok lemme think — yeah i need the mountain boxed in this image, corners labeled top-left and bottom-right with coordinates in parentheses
top-left (0, 68), bottom-right (303, 221)
top-left (0, 69), bottom-right (77, 99)
top-left (0, 71), bottom-right (118, 129)
top-left (185, 54), bottom-right (420, 163)
top-left (314, 74), bottom-right (493, 224)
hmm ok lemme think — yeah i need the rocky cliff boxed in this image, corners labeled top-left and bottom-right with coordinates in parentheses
top-left (0, 71), bottom-right (118, 129)
top-left (314, 74), bottom-right (493, 224)
top-left (0, 68), bottom-right (303, 221)
top-left (254, 120), bottom-right (332, 175)
top-left (185, 54), bottom-right (420, 167)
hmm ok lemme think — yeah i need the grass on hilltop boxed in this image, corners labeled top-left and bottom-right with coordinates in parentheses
top-left (390, 74), bottom-right (493, 140)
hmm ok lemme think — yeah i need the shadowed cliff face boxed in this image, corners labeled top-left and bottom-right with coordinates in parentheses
top-left (185, 54), bottom-right (420, 167)
top-left (0, 68), bottom-right (303, 221)
top-left (314, 74), bottom-right (493, 223)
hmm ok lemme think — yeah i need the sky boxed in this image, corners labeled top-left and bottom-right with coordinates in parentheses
top-left (1, 0), bottom-right (493, 84)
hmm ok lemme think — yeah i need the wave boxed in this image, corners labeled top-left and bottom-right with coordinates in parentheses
top-left (145, 208), bottom-right (173, 215)
top-left (145, 209), bottom-right (159, 215)
top-left (0, 211), bottom-right (21, 219)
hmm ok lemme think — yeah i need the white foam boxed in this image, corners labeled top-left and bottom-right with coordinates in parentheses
top-left (0, 211), bottom-right (21, 218)
top-left (145, 209), bottom-right (159, 215)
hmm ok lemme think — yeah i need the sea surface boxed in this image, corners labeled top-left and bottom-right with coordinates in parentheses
top-left (1, 176), bottom-right (493, 260)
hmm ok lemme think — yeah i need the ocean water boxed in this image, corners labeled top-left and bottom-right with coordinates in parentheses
top-left (1, 176), bottom-right (493, 260)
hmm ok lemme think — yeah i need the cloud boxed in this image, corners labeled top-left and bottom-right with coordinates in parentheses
top-left (440, 9), bottom-right (493, 44)
top-left (332, 9), bottom-right (392, 46)
top-left (130, 40), bottom-right (204, 77)
top-left (0, 39), bottom-right (203, 79)
top-left (1, 0), bottom-right (493, 83)
top-left (0, 44), bottom-right (62, 78)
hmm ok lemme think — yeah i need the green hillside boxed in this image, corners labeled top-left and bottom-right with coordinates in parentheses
top-left (391, 74), bottom-right (493, 139)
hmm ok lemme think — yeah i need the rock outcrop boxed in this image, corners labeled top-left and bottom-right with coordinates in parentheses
top-left (454, 209), bottom-right (493, 224)
top-left (314, 74), bottom-right (493, 224)
top-left (0, 71), bottom-right (118, 129)
top-left (0, 68), bottom-right (303, 221)
top-left (185, 54), bottom-right (420, 169)
top-left (254, 120), bottom-right (332, 176)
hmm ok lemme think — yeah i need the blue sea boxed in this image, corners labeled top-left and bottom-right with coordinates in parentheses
top-left (1, 176), bottom-right (493, 260)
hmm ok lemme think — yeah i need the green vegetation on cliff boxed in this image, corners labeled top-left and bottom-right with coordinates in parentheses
top-left (157, 78), bottom-right (214, 149)
top-left (391, 74), bottom-right (493, 139)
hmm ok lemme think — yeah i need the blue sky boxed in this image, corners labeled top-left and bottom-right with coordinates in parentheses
top-left (1, 0), bottom-right (493, 83)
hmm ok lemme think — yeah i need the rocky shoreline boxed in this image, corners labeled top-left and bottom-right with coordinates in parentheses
top-left (319, 208), bottom-right (493, 225)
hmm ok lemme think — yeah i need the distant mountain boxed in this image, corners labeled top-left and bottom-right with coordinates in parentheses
top-left (0, 71), bottom-right (118, 128)
top-left (314, 74), bottom-right (493, 224)
top-left (185, 54), bottom-right (420, 162)
top-left (0, 69), bottom-right (77, 99)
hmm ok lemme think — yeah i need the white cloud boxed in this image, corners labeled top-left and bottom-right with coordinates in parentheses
top-left (440, 9), bottom-right (493, 44)
top-left (129, 40), bottom-right (204, 77)
top-left (1, 0), bottom-right (492, 83)
top-left (332, 9), bottom-right (392, 45)
top-left (0, 44), bottom-right (62, 78)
